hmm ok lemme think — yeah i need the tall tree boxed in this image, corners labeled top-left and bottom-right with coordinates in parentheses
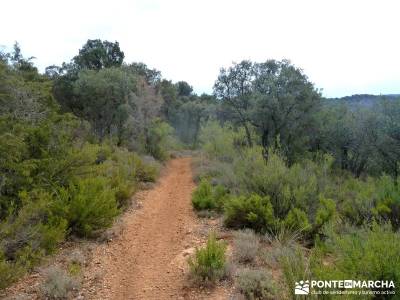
top-left (214, 60), bottom-right (255, 146)
top-left (251, 60), bottom-right (321, 162)
top-left (176, 81), bottom-right (193, 97)
top-left (73, 39), bottom-right (124, 70)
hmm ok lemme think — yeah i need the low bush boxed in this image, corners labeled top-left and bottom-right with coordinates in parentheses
top-left (135, 156), bottom-right (160, 182)
top-left (192, 179), bottom-right (213, 210)
top-left (146, 119), bottom-right (174, 161)
top-left (263, 228), bottom-right (302, 269)
top-left (233, 229), bottom-right (260, 263)
top-left (192, 179), bottom-right (229, 211)
top-left (283, 208), bottom-right (311, 232)
top-left (188, 233), bottom-right (227, 284)
top-left (224, 194), bottom-right (275, 233)
top-left (236, 268), bottom-right (277, 300)
top-left (1, 192), bottom-right (67, 256)
top-left (373, 175), bottom-right (400, 230)
top-left (0, 250), bottom-right (23, 289)
top-left (63, 177), bottom-right (119, 237)
top-left (41, 266), bottom-right (79, 299)
top-left (314, 197), bottom-right (336, 229)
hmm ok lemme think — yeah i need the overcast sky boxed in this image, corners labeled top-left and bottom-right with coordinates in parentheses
top-left (1, 0), bottom-right (399, 97)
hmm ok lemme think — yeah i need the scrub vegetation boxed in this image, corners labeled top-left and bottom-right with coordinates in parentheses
top-left (1, 40), bottom-right (399, 299)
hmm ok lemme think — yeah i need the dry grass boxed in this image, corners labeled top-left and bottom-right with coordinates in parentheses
top-left (40, 266), bottom-right (79, 299)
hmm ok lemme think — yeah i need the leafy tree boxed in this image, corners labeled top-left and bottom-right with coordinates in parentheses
top-left (73, 39), bottom-right (124, 70)
top-left (214, 60), bottom-right (321, 162)
top-left (67, 67), bottom-right (137, 141)
top-left (176, 81), bottom-right (193, 97)
top-left (375, 100), bottom-right (400, 178)
top-left (214, 60), bottom-right (255, 146)
top-left (251, 60), bottom-right (321, 162)
top-left (126, 62), bottom-right (161, 86)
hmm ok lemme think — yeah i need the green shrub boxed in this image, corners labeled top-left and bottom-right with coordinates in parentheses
top-left (0, 189), bottom-right (68, 290)
top-left (135, 156), bottom-right (160, 182)
top-left (0, 190), bottom-right (67, 260)
top-left (188, 233), bottom-right (227, 284)
top-left (192, 180), bottom-right (229, 211)
top-left (212, 184), bottom-right (229, 211)
top-left (224, 194), bottom-right (275, 233)
top-left (284, 208), bottom-right (311, 232)
top-left (192, 179), bottom-right (214, 210)
top-left (231, 148), bottom-right (329, 222)
top-left (338, 177), bottom-right (378, 226)
top-left (237, 268), bottom-right (277, 300)
top-left (64, 177), bottom-right (119, 237)
top-left (373, 175), bottom-right (400, 229)
top-left (314, 197), bottom-right (336, 229)
top-left (200, 121), bottom-right (244, 162)
top-left (0, 250), bottom-right (23, 289)
top-left (146, 119), bottom-right (174, 161)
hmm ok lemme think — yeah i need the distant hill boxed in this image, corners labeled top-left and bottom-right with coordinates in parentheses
top-left (324, 94), bottom-right (400, 107)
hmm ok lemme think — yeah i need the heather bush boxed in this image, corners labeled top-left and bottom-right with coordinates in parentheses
top-left (0, 190), bottom-right (67, 263)
top-left (283, 208), bottom-right (311, 232)
top-left (233, 229), bottom-right (260, 263)
top-left (236, 268), bottom-right (277, 300)
top-left (314, 197), bottom-right (336, 229)
top-left (373, 175), bottom-right (400, 229)
top-left (188, 233), bottom-right (227, 284)
top-left (0, 250), bottom-right (23, 289)
top-left (337, 177), bottom-right (378, 226)
top-left (41, 266), bottom-right (79, 299)
top-left (232, 148), bottom-right (330, 221)
top-left (146, 119), bottom-right (175, 161)
top-left (192, 179), bottom-right (229, 211)
top-left (224, 194), bottom-right (275, 233)
top-left (63, 177), bottom-right (119, 237)
top-left (192, 179), bottom-right (213, 210)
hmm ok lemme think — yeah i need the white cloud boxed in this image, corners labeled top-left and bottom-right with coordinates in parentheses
top-left (1, 0), bottom-right (399, 97)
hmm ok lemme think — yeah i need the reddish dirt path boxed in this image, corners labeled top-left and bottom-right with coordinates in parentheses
top-left (82, 157), bottom-right (229, 300)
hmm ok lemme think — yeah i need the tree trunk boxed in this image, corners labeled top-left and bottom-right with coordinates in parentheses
top-left (244, 122), bottom-right (253, 147)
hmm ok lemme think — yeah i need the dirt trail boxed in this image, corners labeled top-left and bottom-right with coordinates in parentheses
top-left (82, 157), bottom-right (229, 300)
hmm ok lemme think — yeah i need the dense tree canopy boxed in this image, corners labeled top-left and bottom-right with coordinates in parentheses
top-left (73, 39), bottom-right (124, 70)
top-left (214, 60), bottom-right (321, 161)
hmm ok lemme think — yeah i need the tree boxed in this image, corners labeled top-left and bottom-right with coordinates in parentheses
top-left (158, 79), bottom-right (179, 122)
top-left (126, 62), bottom-right (161, 86)
top-left (130, 78), bottom-right (164, 152)
top-left (251, 60), bottom-right (321, 162)
top-left (171, 99), bottom-right (210, 147)
top-left (70, 67), bottom-right (137, 140)
top-left (73, 39), bottom-right (124, 70)
top-left (176, 81), bottom-right (193, 97)
top-left (214, 60), bottom-right (321, 161)
top-left (375, 100), bottom-right (400, 178)
top-left (214, 60), bottom-right (255, 146)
